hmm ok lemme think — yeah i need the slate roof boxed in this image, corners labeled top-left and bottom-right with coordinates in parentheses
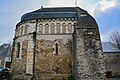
top-left (102, 42), bottom-right (120, 53)
top-left (21, 7), bottom-right (86, 21)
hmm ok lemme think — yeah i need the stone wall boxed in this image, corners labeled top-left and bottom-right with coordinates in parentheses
top-left (72, 14), bottom-right (105, 80)
top-left (12, 35), bottom-right (72, 80)
top-left (12, 7), bottom-right (106, 80)
top-left (12, 17), bottom-right (74, 79)
top-left (104, 53), bottom-right (120, 76)
top-left (12, 40), bottom-right (28, 74)
top-left (73, 27), bottom-right (105, 80)
top-left (35, 39), bottom-right (72, 79)
top-left (15, 19), bottom-right (77, 38)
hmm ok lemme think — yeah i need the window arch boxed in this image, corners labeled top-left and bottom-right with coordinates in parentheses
top-left (21, 26), bottom-right (23, 35)
top-left (39, 24), bottom-right (43, 34)
top-left (16, 42), bottom-right (20, 58)
top-left (24, 25), bottom-right (28, 35)
top-left (56, 23), bottom-right (60, 33)
top-left (16, 29), bottom-right (19, 37)
top-left (51, 23), bottom-right (55, 34)
top-left (68, 23), bottom-right (72, 33)
top-left (45, 24), bottom-right (49, 34)
top-left (62, 23), bottom-right (66, 33)
top-left (19, 28), bottom-right (21, 36)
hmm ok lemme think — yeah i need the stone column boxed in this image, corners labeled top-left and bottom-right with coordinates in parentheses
top-left (73, 28), bottom-right (91, 80)
top-left (26, 20), bottom-right (36, 75)
top-left (26, 33), bottom-right (34, 75)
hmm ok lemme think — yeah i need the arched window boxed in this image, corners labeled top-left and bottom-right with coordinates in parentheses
top-left (19, 28), bottom-right (21, 36)
top-left (56, 23), bottom-right (60, 33)
top-left (24, 25), bottom-right (28, 35)
top-left (55, 43), bottom-right (58, 55)
top-left (45, 24), bottom-right (49, 34)
top-left (17, 28), bottom-right (20, 36)
top-left (16, 29), bottom-right (19, 37)
top-left (51, 23), bottom-right (55, 34)
top-left (39, 24), bottom-right (43, 34)
top-left (21, 26), bottom-right (23, 35)
top-left (62, 23), bottom-right (66, 33)
top-left (16, 42), bottom-right (20, 58)
top-left (68, 23), bottom-right (72, 33)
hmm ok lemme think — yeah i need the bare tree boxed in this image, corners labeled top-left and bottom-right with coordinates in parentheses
top-left (110, 30), bottom-right (120, 49)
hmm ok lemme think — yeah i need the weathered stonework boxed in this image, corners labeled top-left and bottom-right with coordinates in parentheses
top-left (11, 7), bottom-right (105, 80)
top-left (12, 40), bottom-right (28, 74)
top-left (104, 53), bottom-right (120, 76)
top-left (35, 39), bottom-right (72, 79)
top-left (26, 34), bottom-right (34, 75)
top-left (72, 14), bottom-right (105, 80)
top-left (73, 28), bottom-right (105, 80)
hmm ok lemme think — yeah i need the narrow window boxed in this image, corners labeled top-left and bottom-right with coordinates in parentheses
top-left (45, 24), bottom-right (49, 34)
top-left (16, 42), bottom-right (20, 58)
top-left (68, 23), bottom-right (72, 33)
top-left (56, 23), bottom-right (60, 33)
top-left (21, 26), bottom-right (23, 35)
top-left (55, 43), bottom-right (58, 55)
top-left (22, 27), bottom-right (25, 35)
top-left (19, 28), bottom-right (21, 36)
top-left (39, 24), bottom-right (43, 34)
top-left (62, 23), bottom-right (66, 33)
top-left (51, 23), bottom-right (55, 34)
top-left (24, 25), bottom-right (28, 35)
top-left (15, 30), bottom-right (17, 37)
top-left (17, 29), bottom-right (19, 36)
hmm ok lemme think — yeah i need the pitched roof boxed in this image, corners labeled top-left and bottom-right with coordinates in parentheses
top-left (102, 42), bottom-right (120, 53)
top-left (21, 7), bottom-right (86, 21)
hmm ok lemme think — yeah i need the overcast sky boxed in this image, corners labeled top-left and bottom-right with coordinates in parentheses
top-left (0, 0), bottom-right (120, 45)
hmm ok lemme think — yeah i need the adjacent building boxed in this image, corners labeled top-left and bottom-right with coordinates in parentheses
top-left (0, 44), bottom-right (11, 68)
top-left (102, 42), bottom-right (120, 77)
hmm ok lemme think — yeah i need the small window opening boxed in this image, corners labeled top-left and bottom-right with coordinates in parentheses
top-left (16, 42), bottom-right (20, 58)
top-left (55, 43), bottom-right (58, 55)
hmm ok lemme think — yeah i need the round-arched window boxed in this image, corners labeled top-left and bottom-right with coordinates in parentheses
top-left (56, 23), bottom-right (60, 33)
top-left (62, 23), bottom-right (66, 33)
top-left (51, 23), bottom-right (55, 34)
top-left (45, 24), bottom-right (49, 34)
top-left (16, 42), bottom-right (20, 58)
top-left (68, 23), bottom-right (72, 33)
top-left (39, 24), bottom-right (43, 34)
top-left (24, 25), bottom-right (28, 35)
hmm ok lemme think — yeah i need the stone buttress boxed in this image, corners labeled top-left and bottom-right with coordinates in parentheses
top-left (72, 12), bottom-right (105, 80)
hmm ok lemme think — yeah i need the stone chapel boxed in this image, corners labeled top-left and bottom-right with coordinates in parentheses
top-left (11, 7), bottom-right (105, 80)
